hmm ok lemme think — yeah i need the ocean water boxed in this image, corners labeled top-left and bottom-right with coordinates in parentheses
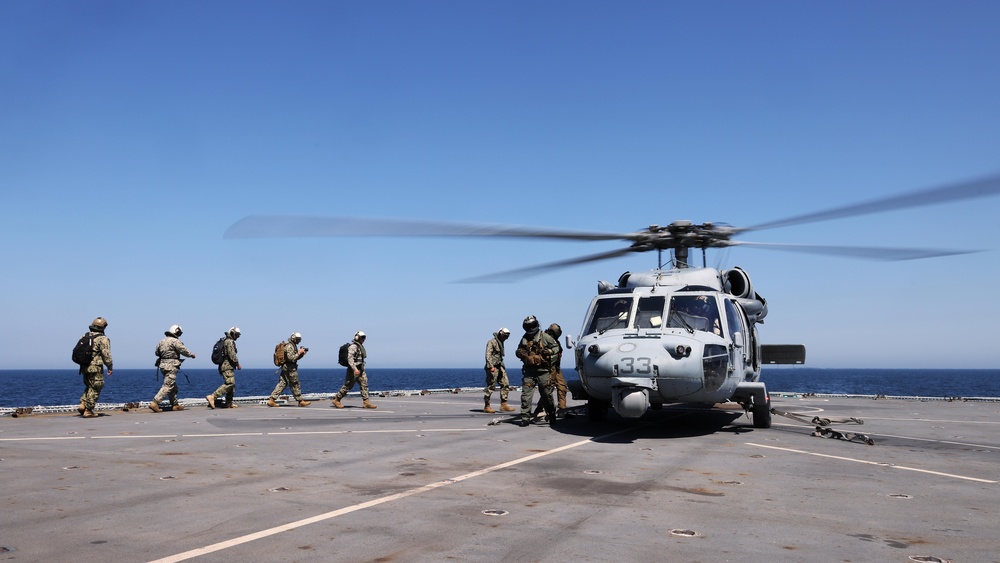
top-left (1, 367), bottom-right (998, 408)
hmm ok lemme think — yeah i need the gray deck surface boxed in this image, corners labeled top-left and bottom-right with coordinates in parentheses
top-left (2, 391), bottom-right (998, 562)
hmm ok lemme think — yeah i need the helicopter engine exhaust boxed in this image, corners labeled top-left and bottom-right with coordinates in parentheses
top-left (723, 267), bottom-right (768, 322)
top-left (723, 267), bottom-right (753, 298)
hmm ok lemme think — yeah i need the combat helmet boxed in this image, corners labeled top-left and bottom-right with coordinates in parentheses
top-left (546, 323), bottom-right (562, 339)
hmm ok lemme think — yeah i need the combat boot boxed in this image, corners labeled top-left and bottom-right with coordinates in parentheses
top-left (363, 399), bottom-right (377, 409)
top-left (484, 402), bottom-right (496, 414)
top-left (332, 398), bottom-right (343, 408)
top-left (172, 404), bottom-right (185, 411)
top-left (78, 401), bottom-right (86, 415)
top-left (206, 395), bottom-right (216, 409)
top-left (500, 402), bottom-right (515, 412)
top-left (298, 400), bottom-right (312, 407)
top-left (149, 402), bottom-right (162, 413)
top-left (83, 410), bottom-right (98, 418)
top-left (267, 398), bottom-right (279, 408)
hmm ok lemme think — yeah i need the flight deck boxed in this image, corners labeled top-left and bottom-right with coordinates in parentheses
top-left (1, 391), bottom-right (998, 562)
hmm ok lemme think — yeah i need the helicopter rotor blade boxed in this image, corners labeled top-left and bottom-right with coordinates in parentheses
top-left (224, 215), bottom-right (635, 242)
top-left (741, 172), bottom-right (1000, 233)
top-left (728, 240), bottom-right (980, 261)
top-left (458, 247), bottom-right (640, 283)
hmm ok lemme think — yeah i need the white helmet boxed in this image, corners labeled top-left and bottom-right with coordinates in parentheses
top-left (354, 331), bottom-right (366, 341)
top-left (228, 327), bottom-right (241, 338)
top-left (166, 324), bottom-right (183, 337)
top-left (290, 332), bottom-right (302, 344)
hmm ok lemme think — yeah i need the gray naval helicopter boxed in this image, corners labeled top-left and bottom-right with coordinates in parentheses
top-left (226, 173), bottom-right (1000, 428)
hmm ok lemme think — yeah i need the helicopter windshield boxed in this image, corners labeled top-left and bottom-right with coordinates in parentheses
top-left (666, 295), bottom-right (722, 335)
top-left (635, 296), bottom-right (666, 329)
top-left (585, 297), bottom-right (634, 335)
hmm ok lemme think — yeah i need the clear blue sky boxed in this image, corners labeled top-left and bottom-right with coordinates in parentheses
top-left (3, 1), bottom-right (999, 370)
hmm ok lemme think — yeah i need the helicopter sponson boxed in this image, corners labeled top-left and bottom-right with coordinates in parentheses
top-left (572, 266), bottom-right (782, 427)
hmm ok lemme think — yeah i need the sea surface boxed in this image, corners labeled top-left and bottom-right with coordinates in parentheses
top-left (1, 367), bottom-right (998, 408)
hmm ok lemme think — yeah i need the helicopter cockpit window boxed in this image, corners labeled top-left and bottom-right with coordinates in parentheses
top-left (666, 295), bottom-right (722, 335)
top-left (585, 297), bottom-right (634, 335)
top-left (724, 299), bottom-right (743, 340)
top-left (636, 296), bottom-right (666, 329)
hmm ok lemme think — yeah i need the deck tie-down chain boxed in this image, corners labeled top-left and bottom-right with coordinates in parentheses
top-left (772, 408), bottom-right (875, 445)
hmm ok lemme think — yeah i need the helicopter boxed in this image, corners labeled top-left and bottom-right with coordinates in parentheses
top-left (225, 173), bottom-right (1000, 428)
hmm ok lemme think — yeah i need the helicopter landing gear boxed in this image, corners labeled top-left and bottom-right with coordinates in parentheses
top-left (752, 394), bottom-right (772, 429)
top-left (587, 398), bottom-right (609, 422)
top-left (733, 381), bottom-right (772, 429)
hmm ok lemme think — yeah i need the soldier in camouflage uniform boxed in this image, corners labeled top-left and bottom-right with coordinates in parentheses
top-left (515, 315), bottom-right (559, 427)
top-left (332, 331), bottom-right (377, 409)
top-left (534, 323), bottom-right (568, 420)
top-left (483, 328), bottom-right (515, 413)
top-left (548, 323), bottom-right (569, 418)
top-left (267, 332), bottom-right (312, 407)
top-left (79, 317), bottom-right (113, 418)
top-left (150, 325), bottom-right (196, 412)
top-left (206, 327), bottom-right (241, 409)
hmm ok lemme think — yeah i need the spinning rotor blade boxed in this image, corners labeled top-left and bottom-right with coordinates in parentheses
top-left (458, 248), bottom-right (639, 283)
top-left (728, 241), bottom-right (978, 261)
top-left (742, 172), bottom-right (1000, 233)
top-left (224, 215), bottom-right (634, 242)
top-left (224, 172), bottom-right (999, 282)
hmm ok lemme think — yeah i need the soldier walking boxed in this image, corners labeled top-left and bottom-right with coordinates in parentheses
top-left (332, 331), bottom-right (377, 409)
top-left (483, 328), bottom-right (515, 413)
top-left (207, 327), bottom-right (241, 409)
top-left (267, 332), bottom-right (312, 407)
top-left (77, 317), bottom-right (113, 418)
top-left (151, 325), bottom-right (196, 412)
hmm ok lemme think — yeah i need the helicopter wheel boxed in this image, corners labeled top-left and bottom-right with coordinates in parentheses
top-left (752, 398), bottom-right (772, 429)
top-left (587, 399), bottom-right (608, 422)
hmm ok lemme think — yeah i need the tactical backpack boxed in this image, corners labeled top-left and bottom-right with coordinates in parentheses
top-left (273, 341), bottom-right (287, 367)
top-left (337, 342), bottom-right (351, 367)
top-left (211, 338), bottom-right (226, 365)
top-left (72, 332), bottom-right (95, 367)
